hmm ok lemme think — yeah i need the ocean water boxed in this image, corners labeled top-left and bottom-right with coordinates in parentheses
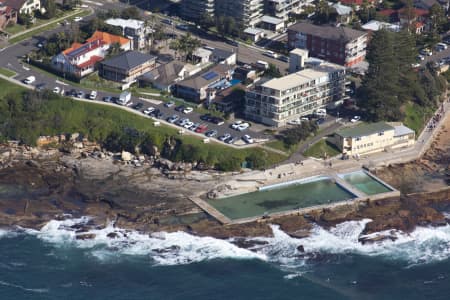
top-left (1, 218), bottom-right (450, 299)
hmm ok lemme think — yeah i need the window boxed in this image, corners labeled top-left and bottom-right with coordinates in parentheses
top-left (355, 137), bottom-right (361, 141)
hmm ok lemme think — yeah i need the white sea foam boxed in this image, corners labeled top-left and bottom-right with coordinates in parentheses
top-left (25, 217), bottom-right (266, 266)
top-left (250, 220), bottom-right (450, 267)
top-left (18, 216), bottom-right (450, 267)
top-left (0, 280), bottom-right (49, 294)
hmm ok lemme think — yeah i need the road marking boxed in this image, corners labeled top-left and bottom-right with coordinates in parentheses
top-left (22, 65), bottom-right (30, 71)
top-left (55, 79), bottom-right (69, 86)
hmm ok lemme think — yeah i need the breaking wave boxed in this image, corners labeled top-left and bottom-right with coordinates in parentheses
top-left (22, 217), bottom-right (266, 266)
top-left (3, 217), bottom-right (450, 267)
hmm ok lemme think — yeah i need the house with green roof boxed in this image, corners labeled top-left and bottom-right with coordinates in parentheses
top-left (331, 122), bottom-right (415, 155)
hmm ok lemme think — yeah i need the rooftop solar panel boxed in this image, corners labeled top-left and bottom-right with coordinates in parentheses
top-left (202, 71), bottom-right (218, 81)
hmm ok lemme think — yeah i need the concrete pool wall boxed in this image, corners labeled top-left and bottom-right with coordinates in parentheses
top-left (189, 169), bottom-right (401, 225)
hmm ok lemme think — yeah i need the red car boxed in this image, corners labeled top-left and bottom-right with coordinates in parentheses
top-left (195, 125), bottom-right (208, 133)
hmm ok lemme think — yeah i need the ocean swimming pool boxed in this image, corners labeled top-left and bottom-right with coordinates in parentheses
top-left (206, 177), bottom-right (356, 220)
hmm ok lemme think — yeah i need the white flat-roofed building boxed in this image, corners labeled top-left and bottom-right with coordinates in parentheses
top-left (245, 61), bottom-right (346, 127)
top-left (105, 18), bottom-right (151, 50)
top-left (264, 0), bottom-right (304, 20)
top-left (258, 15), bottom-right (285, 32)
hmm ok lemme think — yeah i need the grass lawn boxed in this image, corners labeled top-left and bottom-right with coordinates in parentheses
top-left (9, 23), bottom-right (59, 44)
top-left (0, 77), bottom-right (26, 98)
top-left (303, 138), bottom-right (341, 159)
top-left (264, 139), bottom-right (296, 154)
top-left (0, 68), bottom-right (16, 78)
top-left (8, 9), bottom-right (90, 44)
top-left (0, 78), bottom-right (286, 170)
top-left (403, 102), bottom-right (432, 135)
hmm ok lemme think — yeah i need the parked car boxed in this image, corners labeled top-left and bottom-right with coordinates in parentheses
top-left (176, 118), bottom-right (189, 126)
top-left (89, 90), bottom-right (97, 100)
top-left (237, 122), bottom-right (250, 131)
top-left (411, 63), bottom-right (421, 68)
top-left (350, 116), bottom-right (361, 123)
top-left (231, 120), bottom-right (243, 129)
top-left (205, 130), bottom-right (218, 137)
top-left (288, 119), bottom-right (302, 125)
top-left (315, 118), bottom-right (325, 125)
top-left (278, 55), bottom-right (289, 63)
top-left (242, 135), bottom-right (254, 144)
top-left (76, 91), bottom-right (85, 99)
top-left (176, 24), bottom-right (189, 31)
top-left (444, 37), bottom-right (450, 45)
top-left (165, 101), bottom-right (175, 108)
top-left (200, 114), bottom-right (212, 121)
top-left (211, 117), bottom-right (224, 125)
top-left (264, 50), bottom-right (278, 59)
top-left (195, 124), bottom-right (208, 133)
top-left (224, 136), bottom-right (235, 144)
top-left (189, 123), bottom-right (200, 131)
top-left (436, 42), bottom-right (448, 51)
top-left (143, 107), bottom-right (155, 115)
top-left (73, 17), bottom-right (83, 22)
top-left (52, 87), bottom-right (60, 94)
top-left (161, 19), bottom-right (173, 25)
top-left (167, 114), bottom-right (179, 123)
top-left (218, 133), bottom-right (231, 141)
top-left (419, 48), bottom-right (432, 56)
top-left (23, 76), bottom-right (35, 84)
top-left (133, 103), bottom-right (144, 110)
top-left (103, 96), bottom-right (113, 102)
top-left (417, 55), bottom-right (425, 61)
top-left (35, 83), bottom-right (46, 91)
top-left (183, 107), bottom-right (193, 114)
top-left (175, 105), bottom-right (185, 112)
top-left (183, 121), bottom-right (194, 129)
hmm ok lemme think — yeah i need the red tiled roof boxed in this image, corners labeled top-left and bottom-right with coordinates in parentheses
top-left (76, 55), bottom-right (103, 69)
top-left (378, 9), bottom-right (396, 16)
top-left (398, 8), bottom-right (429, 16)
top-left (86, 30), bottom-right (130, 46)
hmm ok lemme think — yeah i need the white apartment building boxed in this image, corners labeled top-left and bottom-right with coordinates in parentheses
top-left (264, 0), bottom-right (306, 20)
top-left (215, 0), bottom-right (264, 27)
top-left (245, 61), bottom-right (346, 127)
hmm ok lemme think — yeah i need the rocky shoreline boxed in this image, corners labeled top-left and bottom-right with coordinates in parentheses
top-left (0, 127), bottom-right (449, 247)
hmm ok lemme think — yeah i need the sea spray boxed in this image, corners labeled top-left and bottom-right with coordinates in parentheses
top-left (8, 217), bottom-right (450, 267)
top-left (24, 217), bottom-right (266, 266)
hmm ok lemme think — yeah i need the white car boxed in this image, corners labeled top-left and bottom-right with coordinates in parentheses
top-left (231, 120), bottom-right (243, 129)
top-left (143, 107), bottom-right (155, 115)
top-left (23, 76), bottom-right (35, 84)
top-left (350, 116), bottom-right (361, 123)
top-left (242, 135), bottom-right (254, 144)
top-left (89, 90), bottom-right (97, 100)
top-left (183, 121), bottom-right (194, 128)
top-left (237, 122), bottom-right (250, 131)
top-left (288, 119), bottom-right (302, 125)
top-left (264, 50), bottom-right (278, 59)
top-left (74, 17), bottom-right (83, 22)
top-left (183, 107), bottom-right (193, 114)
top-left (52, 87), bottom-right (60, 94)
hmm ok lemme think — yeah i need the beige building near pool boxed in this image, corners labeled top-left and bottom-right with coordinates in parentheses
top-left (332, 122), bottom-right (415, 156)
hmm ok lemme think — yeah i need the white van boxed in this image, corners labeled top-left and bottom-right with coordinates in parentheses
top-left (117, 91), bottom-right (131, 105)
top-left (23, 76), bottom-right (35, 84)
top-left (315, 108), bottom-right (327, 118)
top-left (256, 60), bottom-right (269, 70)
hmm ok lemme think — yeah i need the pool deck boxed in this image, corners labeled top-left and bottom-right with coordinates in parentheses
top-left (190, 170), bottom-right (400, 225)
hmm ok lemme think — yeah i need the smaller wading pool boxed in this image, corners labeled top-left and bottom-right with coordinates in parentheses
top-left (340, 171), bottom-right (393, 196)
top-left (206, 177), bottom-right (356, 220)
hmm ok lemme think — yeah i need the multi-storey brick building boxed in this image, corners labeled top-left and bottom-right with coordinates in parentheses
top-left (245, 61), bottom-right (346, 127)
top-left (287, 22), bottom-right (368, 67)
